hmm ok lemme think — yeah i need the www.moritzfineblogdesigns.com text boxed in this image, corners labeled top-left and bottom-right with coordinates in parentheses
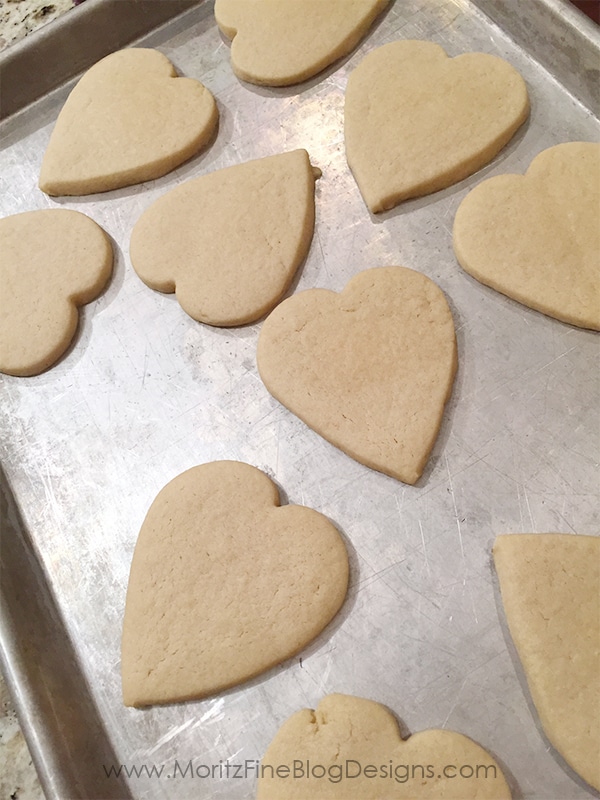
top-left (103, 759), bottom-right (498, 784)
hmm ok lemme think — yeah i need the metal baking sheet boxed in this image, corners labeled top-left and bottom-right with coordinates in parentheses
top-left (0, 0), bottom-right (200, 120)
top-left (1, 1), bottom-right (598, 798)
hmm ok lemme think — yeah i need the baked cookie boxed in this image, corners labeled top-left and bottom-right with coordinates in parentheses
top-left (257, 266), bottom-right (457, 484)
top-left (494, 533), bottom-right (600, 791)
top-left (345, 40), bottom-right (529, 212)
top-left (130, 149), bottom-right (320, 326)
top-left (121, 461), bottom-right (349, 707)
top-left (453, 142), bottom-right (600, 330)
top-left (39, 48), bottom-right (218, 195)
top-left (0, 209), bottom-right (113, 376)
top-left (257, 693), bottom-right (512, 798)
top-left (215, 0), bottom-right (390, 86)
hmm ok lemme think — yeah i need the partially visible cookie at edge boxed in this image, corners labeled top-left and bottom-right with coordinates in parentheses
top-left (493, 533), bottom-right (600, 791)
top-left (215, 0), bottom-right (390, 86)
top-left (453, 142), bottom-right (600, 330)
top-left (0, 209), bottom-right (113, 377)
top-left (257, 693), bottom-right (512, 799)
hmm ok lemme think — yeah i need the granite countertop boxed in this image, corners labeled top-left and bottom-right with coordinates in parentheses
top-left (0, 0), bottom-right (81, 50)
top-left (0, 678), bottom-right (43, 800)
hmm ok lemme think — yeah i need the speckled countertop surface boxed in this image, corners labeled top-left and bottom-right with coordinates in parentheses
top-left (0, 0), bottom-right (80, 50)
top-left (0, 680), bottom-right (43, 800)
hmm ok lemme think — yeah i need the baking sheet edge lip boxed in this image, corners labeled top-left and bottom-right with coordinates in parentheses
top-left (472, 0), bottom-right (600, 43)
top-left (0, 469), bottom-right (134, 800)
top-left (470, 0), bottom-right (600, 117)
top-left (0, 0), bottom-right (204, 122)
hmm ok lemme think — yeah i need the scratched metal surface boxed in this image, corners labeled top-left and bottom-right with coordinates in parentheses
top-left (0, 1), bottom-right (599, 798)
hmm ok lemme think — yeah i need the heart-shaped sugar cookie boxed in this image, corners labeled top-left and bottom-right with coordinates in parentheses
top-left (215, 0), bottom-right (390, 86)
top-left (257, 267), bottom-right (457, 484)
top-left (0, 209), bottom-right (113, 376)
top-left (121, 461), bottom-right (348, 707)
top-left (494, 534), bottom-right (600, 791)
top-left (345, 40), bottom-right (529, 212)
top-left (257, 694), bottom-right (512, 798)
top-left (453, 142), bottom-right (600, 330)
top-left (39, 48), bottom-right (218, 196)
top-left (130, 150), bottom-right (320, 326)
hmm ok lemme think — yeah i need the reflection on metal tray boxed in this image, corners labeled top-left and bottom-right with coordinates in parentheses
top-left (0, 1), bottom-right (598, 798)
